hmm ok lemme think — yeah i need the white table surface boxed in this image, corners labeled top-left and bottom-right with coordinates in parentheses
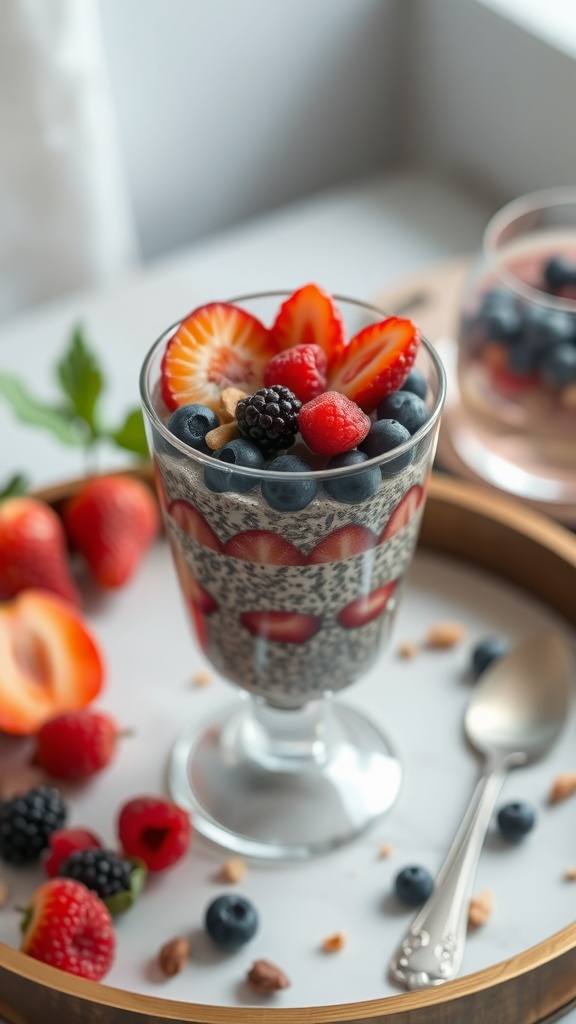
top-left (1, 169), bottom-right (575, 1024)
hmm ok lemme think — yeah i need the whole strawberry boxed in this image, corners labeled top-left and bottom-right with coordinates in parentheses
top-left (20, 878), bottom-right (115, 981)
top-left (0, 497), bottom-right (79, 604)
top-left (63, 475), bottom-right (160, 589)
top-left (34, 710), bottom-right (122, 782)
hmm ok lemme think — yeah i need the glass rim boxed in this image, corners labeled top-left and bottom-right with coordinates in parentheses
top-left (483, 186), bottom-right (576, 313)
top-left (139, 291), bottom-right (446, 482)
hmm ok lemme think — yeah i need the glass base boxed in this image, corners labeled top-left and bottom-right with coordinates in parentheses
top-left (168, 696), bottom-right (402, 860)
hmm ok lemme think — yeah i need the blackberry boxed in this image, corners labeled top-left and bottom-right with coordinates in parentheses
top-left (60, 848), bottom-right (133, 900)
top-left (0, 786), bottom-right (67, 865)
top-left (236, 385), bottom-right (301, 456)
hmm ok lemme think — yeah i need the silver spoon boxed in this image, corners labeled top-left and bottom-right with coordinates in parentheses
top-left (389, 630), bottom-right (572, 991)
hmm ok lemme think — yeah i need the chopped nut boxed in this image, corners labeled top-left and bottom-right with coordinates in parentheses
top-left (468, 889), bottom-right (494, 928)
top-left (321, 931), bottom-right (346, 952)
top-left (397, 641), bottom-right (419, 660)
top-left (549, 772), bottom-right (576, 805)
top-left (247, 958), bottom-right (290, 993)
top-left (564, 866), bottom-right (576, 881)
top-left (425, 622), bottom-right (466, 649)
top-left (158, 936), bottom-right (190, 977)
top-left (0, 879), bottom-right (9, 908)
top-left (205, 421), bottom-right (239, 450)
top-left (378, 843), bottom-right (395, 859)
top-left (220, 857), bottom-right (248, 883)
top-left (219, 387), bottom-right (248, 422)
top-left (191, 669), bottom-right (212, 688)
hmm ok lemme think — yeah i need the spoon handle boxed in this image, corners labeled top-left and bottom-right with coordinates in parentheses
top-left (389, 759), bottom-right (513, 990)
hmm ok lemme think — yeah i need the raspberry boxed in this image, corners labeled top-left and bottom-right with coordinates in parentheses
top-left (20, 878), bottom-right (115, 981)
top-left (298, 391), bottom-right (371, 457)
top-left (118, 795), bottom-right (192, 871)
top-left (59, 848), bottom-right (146, 915)
top-left (34, 710), bottom-right (121, 782)
top-left (44, 827), bottom-right (103, 878)
top-left (263, 344), bottom-right (327, 404)
top-left (0, 785), bottom-right (67, 864)
top-left (236, 386), bottom-right (301, 456)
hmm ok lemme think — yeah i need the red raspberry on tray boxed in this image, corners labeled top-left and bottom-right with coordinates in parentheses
top-left (20, 878), bottom-right (115, 981)
top-left (43, 827), bottom-right (103, 878)
top-left (34, 709), bottom-right (122, 782)
top-left (118, 795), bottom-right (192, 871)
top-left (298, 391), bottom-right (371, 457)
top-left (263, 343), bottom-right (327, 403)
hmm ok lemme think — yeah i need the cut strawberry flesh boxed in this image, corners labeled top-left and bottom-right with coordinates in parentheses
top-left (161, 302), bottom-right (275, 412)
top-left (328, 316), bottom-right (420, 413)
top-left (240, 611), bottom-right (322, 643)
top-left (379, 485), bottom-right (424, 543)
top-left (269, 284), bottom-right (346, 365)
top-left (223, 530), bottom-right (306, 565)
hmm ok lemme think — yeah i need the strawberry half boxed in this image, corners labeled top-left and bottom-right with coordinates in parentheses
top-left (307, 525), bottom-right (377, 564)
top-left (269, 284), bottom-right (346, 365)
top-left (328, 316), bottom-right (420, 413)
top-left (161, 302), bottom-right (275, 412)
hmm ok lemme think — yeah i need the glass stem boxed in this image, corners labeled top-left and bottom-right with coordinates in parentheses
top-left (236, 696), bottom-right (336, 771)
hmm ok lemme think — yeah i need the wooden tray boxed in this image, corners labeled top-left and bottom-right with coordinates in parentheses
top-left (1, 470), bottom-right (576, 1024)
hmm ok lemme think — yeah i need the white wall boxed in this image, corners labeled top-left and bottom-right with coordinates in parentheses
top-left (400, 0), bottom-right (576, 208)
top-left (98, 0), bottom-right (403, 261)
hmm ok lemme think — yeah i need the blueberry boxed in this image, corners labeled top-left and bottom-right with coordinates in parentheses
top-left (376, 391), bottom-right (429, 435)
top-left (323, 450), bottom-right (381, 504)
top-left (204, 439), bottom-right (264, 494)
top-left (261, 455), bottom-right (317, 511)
top-left (359, 420), bottom-right (413, 478)
top-left (481, 287), bottom-right (516, 312)
top-left (507, 337), bottom-right (543, 376)
top-left (496, 801), bottom-right (536, 841)
top-left (205, 894), bottom-right (259, 951)
top-left (479, 298), bottom-right (522, 343)
top-left (540, 342), bottom-right (576, 386)
top-left (167, 403), bottom-right (219, 453)
top-left (543, 255), bottom-right (576, 290)
top-left (523, 306), bottom-right (575, 348)
top-left (471, 636), bottom-right (508, 678)
top-left (400, 368), bottom-right (427, 400)
top-left (394, 865), bottom-right (434, 907)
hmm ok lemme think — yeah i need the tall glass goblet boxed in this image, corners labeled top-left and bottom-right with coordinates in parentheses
top-left (140, 293), bottom-right (445, 859)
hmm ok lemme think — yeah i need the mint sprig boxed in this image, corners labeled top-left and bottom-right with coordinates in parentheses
top-left (0, 324), bottom-right (149, 461)
top-left (0, 473), bottom-right (29, 499)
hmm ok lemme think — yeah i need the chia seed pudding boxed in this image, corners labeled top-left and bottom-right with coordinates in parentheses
top-left (141, 289), bottom-right (444, 710)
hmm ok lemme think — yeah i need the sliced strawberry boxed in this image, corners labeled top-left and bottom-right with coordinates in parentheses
top-left (170, 543), bottom-right (218, 613)
top-left (269, 284), bottom-right (346, 365)
top-left (337, 580), bottom-right (398, 629)
top-left (168, 499), bottom-right (222, 551)
top-left (161, 302), bottom-right (275, 412)
top-left (327, 316), bottom-right (420, 413)
top-left (187, 600), bottom-right (209, 652)
top-left (224, 530), bottom-right (306, 566)
top-left (240, 611), bottom-right (322, 643)
top-left (307, 525), bottom-right (377, 564)
top-left (379, 485), bottom-right (424, 543)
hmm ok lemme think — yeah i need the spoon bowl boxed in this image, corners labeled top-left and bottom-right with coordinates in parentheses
top-left (465, 630), bottom-right (572, 762)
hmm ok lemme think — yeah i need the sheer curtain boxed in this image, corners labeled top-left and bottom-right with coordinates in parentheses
top-left (0, 0), bottom-right (138, 322)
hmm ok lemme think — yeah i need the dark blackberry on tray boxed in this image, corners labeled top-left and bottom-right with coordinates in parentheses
top-left (0, 786), bottom-right (67, 865)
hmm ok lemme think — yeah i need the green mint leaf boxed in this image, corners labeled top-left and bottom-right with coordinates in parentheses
top-left (0, 373), bottom-right (86, 446)
top-left (0, 473), bottom-right (29, 499)
top-left (109, 407), bottom-right (149, 457)
top-left (56, 325), bottom-right (104, 434)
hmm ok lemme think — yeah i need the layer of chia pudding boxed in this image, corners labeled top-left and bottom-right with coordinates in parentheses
top-left (155, 442), bottom-right (431, 709)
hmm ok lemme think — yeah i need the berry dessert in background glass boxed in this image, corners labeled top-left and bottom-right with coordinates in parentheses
top-left (140, 285), bottom-right (445, 858)
top-left (455, 188), bottom-right (576, 504)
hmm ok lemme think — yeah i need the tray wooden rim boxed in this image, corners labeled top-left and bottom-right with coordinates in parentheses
top-left (1, 469), bottom-right (576, 1024)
